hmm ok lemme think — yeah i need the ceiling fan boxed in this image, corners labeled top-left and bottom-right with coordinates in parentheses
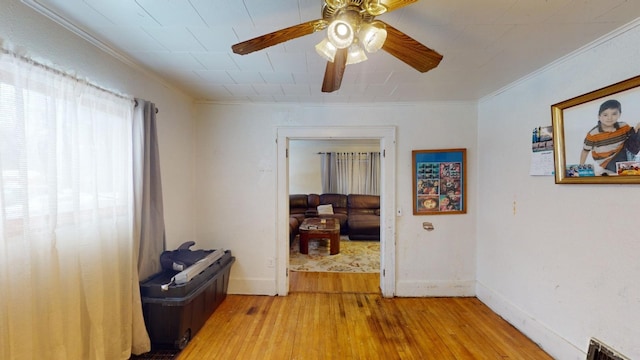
top-left (231, 0), bottom-right (443, 93)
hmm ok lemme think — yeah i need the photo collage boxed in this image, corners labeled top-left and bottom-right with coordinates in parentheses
top-left (416, 161), bottom-right (463, 212)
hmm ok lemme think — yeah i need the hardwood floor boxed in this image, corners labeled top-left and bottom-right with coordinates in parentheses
top-left (177, 272), bottom-right (551, 360)
top-left (289, 271), bottom-right (380, 293)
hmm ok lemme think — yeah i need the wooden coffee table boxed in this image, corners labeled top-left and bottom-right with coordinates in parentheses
top-left (298, 218), bottom-right (340, 255)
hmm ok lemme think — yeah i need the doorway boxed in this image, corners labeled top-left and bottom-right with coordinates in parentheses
top-left (276, 126), bottom-right (396, 297)
top-left (288, 139), bottom-right (381, 293)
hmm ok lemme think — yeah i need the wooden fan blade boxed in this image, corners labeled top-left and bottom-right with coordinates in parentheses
top-left (232, 19), bottom-right (327, 55)
top-left (381, 22), bottom-right (443, 73)
top-left (321, 48), bottom-right (348, 93)
top-left (380, 0), bottom-right (418, 13)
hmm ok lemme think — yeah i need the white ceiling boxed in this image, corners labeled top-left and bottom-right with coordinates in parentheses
top-left (24, 0), bottom-right (640, 104)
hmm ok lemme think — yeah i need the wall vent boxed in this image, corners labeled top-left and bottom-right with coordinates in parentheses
top-left (586, 339), bottom-right (629, 360)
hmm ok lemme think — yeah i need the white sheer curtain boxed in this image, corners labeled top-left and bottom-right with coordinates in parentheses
top-left (0, 50), bottom-right (149, 359)
top-left (321, 152), bottom-right (380, 195)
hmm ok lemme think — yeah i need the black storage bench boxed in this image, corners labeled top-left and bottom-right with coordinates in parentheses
top-left (140, 249), bottom-right (234, 349)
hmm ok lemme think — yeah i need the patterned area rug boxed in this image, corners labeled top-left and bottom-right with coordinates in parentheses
top-left (289, 236), bottom-right (380, 273)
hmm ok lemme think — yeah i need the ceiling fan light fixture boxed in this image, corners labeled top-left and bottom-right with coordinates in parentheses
top-left (346, 42), bottom-right (367, 65)
top-left (327, 18), bottom-right (355, 49)
top-left (359, 22), bottom-right (387, 53)
top-left (315, 38), bottom-right (337, 62)
top-left (325, 0), bottom-right (347, 8)
top-left (364, 0), bottom-right (387, 16)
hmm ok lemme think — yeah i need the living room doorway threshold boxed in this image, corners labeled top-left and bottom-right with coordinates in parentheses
top-left (289, 271), bottom-right (380, 294)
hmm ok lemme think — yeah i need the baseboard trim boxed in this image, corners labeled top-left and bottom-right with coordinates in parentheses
top-left (228, 278), bottom-right (277, 296)
top-left (395, 280), bottom-right (475, 297)
top-left (476, 281), bottom-right (585, 360)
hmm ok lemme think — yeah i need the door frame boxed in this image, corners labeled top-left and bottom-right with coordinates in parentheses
top-left (276, 126), bottom-right (396, 297)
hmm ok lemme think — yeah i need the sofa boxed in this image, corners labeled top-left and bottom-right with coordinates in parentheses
top-left (289, 193), bottom-right (380, 242)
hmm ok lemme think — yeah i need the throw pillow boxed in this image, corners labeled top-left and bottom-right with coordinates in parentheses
top-left (317, 204), bottom-right (334, 215)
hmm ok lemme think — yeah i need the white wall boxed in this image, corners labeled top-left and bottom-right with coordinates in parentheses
top-left (289, 139), bottom-right (380, 194)
top-left (0, 0), bottom-right (196, 247)
top-left (194, 103), bottom-right (478, 297)
top-left (477, 20), bottom-right (640, 360)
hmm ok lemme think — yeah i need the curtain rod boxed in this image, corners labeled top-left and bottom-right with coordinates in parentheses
top-left (134, 99), bottom-right (159, 114)
top-left (317, 152), bottom-right (380, 154)
top-left (1, 47), bottom-right (133, 102)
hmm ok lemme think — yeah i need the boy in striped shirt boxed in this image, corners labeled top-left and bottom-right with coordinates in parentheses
top-left (580, 99), bottom-right (640, 175)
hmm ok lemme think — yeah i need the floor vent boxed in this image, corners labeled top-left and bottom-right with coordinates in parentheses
top-left (587, 339), bottom-right (628, 360)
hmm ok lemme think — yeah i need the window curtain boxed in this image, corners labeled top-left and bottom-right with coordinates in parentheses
top-left (133, 99), bottom-right (165, 283)
top-left (0, 50), bottom-right (149, 359)
top-left (320, 152), bottom-right (380, 195)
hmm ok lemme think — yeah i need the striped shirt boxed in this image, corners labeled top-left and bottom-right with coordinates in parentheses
top-left (583, 122), bottom-right (633, 169)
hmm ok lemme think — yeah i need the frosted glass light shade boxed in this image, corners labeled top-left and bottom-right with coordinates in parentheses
top-left (315, 38), bottom-right (337, 62)
top-left (346, 43), bottom-right (367, 65)
top-left (360, 22), bottom-right (387, 53)
top-left (327, 18), bottom-right (355, 49)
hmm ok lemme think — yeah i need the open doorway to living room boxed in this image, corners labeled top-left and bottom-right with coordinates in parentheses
top-left (276, 126), bottom-right (397, 297)
top-left (288, 139), bottom-right (381, 294)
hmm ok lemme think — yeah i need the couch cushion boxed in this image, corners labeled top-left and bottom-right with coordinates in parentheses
top-left (348, 194), bottom-right (380, 215)
top-left (347, 214), bottom-right (380, 240)
top-left (290, 194), bottom-right (308, 209)
top-left (307, 194), bottom-right (320, 207)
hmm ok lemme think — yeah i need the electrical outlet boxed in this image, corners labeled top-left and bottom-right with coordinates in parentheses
top-left (266, 258), bottom-right (275, 268)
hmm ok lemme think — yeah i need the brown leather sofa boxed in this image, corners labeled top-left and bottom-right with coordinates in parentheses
top-left (346, 194), bottom-right (381, 240)
top-left (289, 193), bottom-right (380, 242)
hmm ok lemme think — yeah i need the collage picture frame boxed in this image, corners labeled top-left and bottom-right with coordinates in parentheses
top-left (412, 148), bottom-right (467, 215)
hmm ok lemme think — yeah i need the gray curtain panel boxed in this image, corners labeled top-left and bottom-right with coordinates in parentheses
top-left (135, 100), bottom-right (166, 282)
top-left (320, 152), bottom-right (380, 195)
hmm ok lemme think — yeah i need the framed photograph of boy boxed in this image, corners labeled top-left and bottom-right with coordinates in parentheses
top-left (412, 148), bottom-right (466, 215)
top-left (551, 74), bottom-right (640, 184)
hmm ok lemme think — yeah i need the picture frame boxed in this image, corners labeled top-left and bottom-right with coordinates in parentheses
top-left (551, 74), bottom-right (640, 184)
top-left (412, 148), bottom-right (466, 215)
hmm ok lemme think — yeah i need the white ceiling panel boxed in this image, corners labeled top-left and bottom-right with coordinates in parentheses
top-left (25, 0), bottom-right (640, 104)
top-left (83, 0), bottom-right (159, 27)
top-left (252, 83), bottom-right (285, 96)
top-left (193, 70), bottom-right (234, 83)
top-left (261, 72), bottom-right (295, 84)
top-left (243, 0), bottom-right (305, 29)
top-left (227, 71), bottom-right (266, 84)
top-left (35, 0), bottom-right (114, 28)
top-left (135, 0), bottom-right (207, 27)
top-left (282, 83), bottom-right (312, 97)
top-left (189, 26), bottom-right (238, 52)
top-left (267, 52), bottom-right (309, 73)
top-left (141, 27), bottom-right (206, 52)
top-left (189, 0), bottom-right (249, 27)
top-left (129, 51), bottom-right (204, 71)
top-left (224, 84), bottom-right (258, 96)
top-left (231, 52), bottom-right (274, 72)
top-left (92, 26), bottom-right (164, 52)
top-left (191, 52), bottom-right (238, 71)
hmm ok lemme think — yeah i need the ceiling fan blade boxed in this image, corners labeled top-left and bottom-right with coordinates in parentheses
top-left (321, 48), bottom-right (348, 93)
top-left (381, 22), bottom-right (443, 73)
top-left (379, 0), bottom-right (418, 13)
top-left (232, 19), bottom-right (327, 55)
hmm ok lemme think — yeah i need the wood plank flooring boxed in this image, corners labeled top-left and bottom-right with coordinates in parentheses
top-left (289, 271), bottom-right (380, 293)
top-left (177, 272), bottom-right (552, 360)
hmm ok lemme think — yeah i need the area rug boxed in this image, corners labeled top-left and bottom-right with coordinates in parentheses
top-left (289, 236), bottom-right (380, 273)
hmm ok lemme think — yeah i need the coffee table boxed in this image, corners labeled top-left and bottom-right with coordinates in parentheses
top-left (298, 218), bottom-right (340, 255)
